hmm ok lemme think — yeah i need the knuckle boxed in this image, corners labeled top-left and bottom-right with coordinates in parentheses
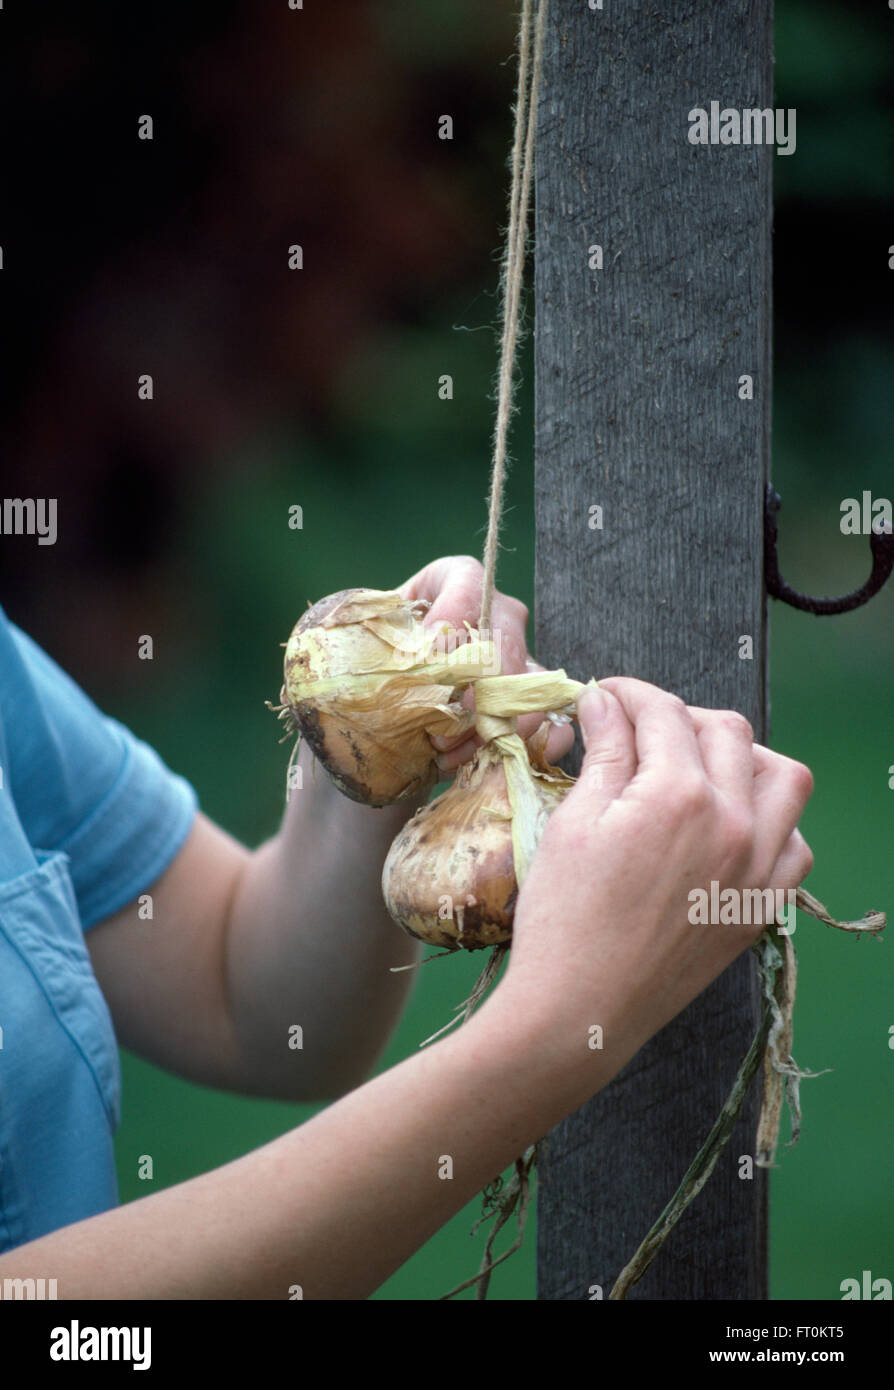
top-left (577, 756), bottom-right (605, 791)
top-left (790, 760), bottom-right (814, 801)
top-left (579, 747), bottom-right (624, 789)
top-left (442, 557), bottom-right (484, 602)
top-left (721, 806), bottom-right (754, 864)
top-left (592, 674), bottom-right (625, 694)
top-left (719, 710), bottom-right (754, 743)
top-left (493, 592), bottom-right (529, 629)
top-left (671, 771), bottom-right (710, 818)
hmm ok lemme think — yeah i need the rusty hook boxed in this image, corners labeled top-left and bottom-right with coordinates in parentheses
top-left (764, 485), bottom-right (894, 615)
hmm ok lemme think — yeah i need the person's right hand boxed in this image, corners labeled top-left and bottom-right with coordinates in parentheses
top-left (488, 677), bottom-right (814, 1099)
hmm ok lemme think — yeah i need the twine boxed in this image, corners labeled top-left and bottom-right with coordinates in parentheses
top-left (436, 1), bottom-right (550, 1302)
top-left (479, 0), bottom-right (549, 633)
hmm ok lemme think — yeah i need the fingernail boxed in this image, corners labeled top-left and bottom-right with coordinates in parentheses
top-left (430, 734), bottom-right (453, 751)
top-left (577, 684), bottom-right (606, 749)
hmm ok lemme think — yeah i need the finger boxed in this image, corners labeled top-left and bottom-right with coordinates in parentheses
top-left (475, 655), bottom-right (573, 742)
top-left (753, 831), bottom-right (814, 931)
top-left (683, 707), bottom-right (756, 803)
top-left (751, 743), bottom-right (813, 802)
top-left (686, 710), bottom-right (799, 791)
top-left (486, 593), bottom-right (529, 676)
top-left (768, 828), bottom-right (814, 889)
top-left (686, 709), bottom-right (813, 874)
top-left (435, 715), bottom-right (575, 774)
top-left (750, 756), bottom-right (814, 880)
top-left (514, 706), bottom-right (573, 740)
top-left (404, 556), bottom-right (487, 630)
top-left (543, 720), bottom-right (575, 763)
top-left (398, 556), bottom-right (490, 640)
top-left (430, 727), bottom-right (471, 753)
top-left (435, 736), bottom-right (478, 775)
top-left (400, 557), bottom-right (529, 681)
top-left (747, 739), bottom-right (814, 799)
top-left (572, 685), bottom-right (638, 804)
top-left (751, 741), bottom-right (786, 782)
top-left (422, 560), bottom-right (484, 627)
top-left (397, 555), bottom-right (478, 605)
top-left (595, 676), bottom-right (705, 786)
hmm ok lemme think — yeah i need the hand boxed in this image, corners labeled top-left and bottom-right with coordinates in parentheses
top-left (397, 555), bottom-right (575, 770)
top-left (491, 676), bottom-right (814, 1093)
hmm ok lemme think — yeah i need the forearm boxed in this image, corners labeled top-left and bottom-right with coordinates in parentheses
top-left (224, 739), bottom-right (425, 1098)
top-left (0, 1001), bottom-right (607, 1300)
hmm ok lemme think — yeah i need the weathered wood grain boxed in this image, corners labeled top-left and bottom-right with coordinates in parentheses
top-left (534, 0), bottom-right (773, 1300)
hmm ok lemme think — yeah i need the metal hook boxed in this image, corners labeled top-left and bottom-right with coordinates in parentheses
top-left (764, 484), bottom-right (894, 615)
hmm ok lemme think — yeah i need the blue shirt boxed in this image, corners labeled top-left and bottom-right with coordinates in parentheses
top-left (0, 605), bottom-right (198, 1253)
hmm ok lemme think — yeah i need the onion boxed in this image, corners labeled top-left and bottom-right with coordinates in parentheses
top-left (382, 719), bottom-right (577, 950)
top-left (271, 588), bottom-right (498, 806)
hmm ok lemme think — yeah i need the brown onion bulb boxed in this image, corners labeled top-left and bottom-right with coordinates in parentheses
top-left (382, 723), bottom-right (574, 950)
top-left (271, 588), bottom-right (498, 806)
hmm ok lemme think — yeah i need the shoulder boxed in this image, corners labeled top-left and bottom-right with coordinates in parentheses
top-left (0, 603), bottom-right (199, 929)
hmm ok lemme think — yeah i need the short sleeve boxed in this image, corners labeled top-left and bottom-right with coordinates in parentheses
top-left (0, 608), bottom-right (198, 929)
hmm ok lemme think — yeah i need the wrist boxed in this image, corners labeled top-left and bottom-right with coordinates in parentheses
top-left (455, 978), bottom-right (625, 1135)
top-left (282, 739), bottom-right (423, 841)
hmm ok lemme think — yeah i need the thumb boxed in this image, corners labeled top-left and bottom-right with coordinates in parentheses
top-left (575, 683), bottom-right (638, 803)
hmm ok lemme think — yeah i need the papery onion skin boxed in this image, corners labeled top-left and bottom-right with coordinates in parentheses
top-left (382, 721), bottom-right (577, 951)
top-left (278, 588), bottom-right (493, 807)
top-left (382, 744), bottom-right (517, 950)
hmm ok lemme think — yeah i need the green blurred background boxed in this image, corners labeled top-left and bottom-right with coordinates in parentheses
top-left (1, 0), bottom-right (892, 1298)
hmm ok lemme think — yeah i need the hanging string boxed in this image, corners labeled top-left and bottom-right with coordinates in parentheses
top-left (459, 0), bottom-right (549, 1046)
top-left (479, 0), bottom-right (549, 633)
top-left (433, 0), bottom-right (549, 1302)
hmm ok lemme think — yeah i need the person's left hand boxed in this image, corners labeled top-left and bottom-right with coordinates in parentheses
top-left (397, 555), bottom-right (575, 772)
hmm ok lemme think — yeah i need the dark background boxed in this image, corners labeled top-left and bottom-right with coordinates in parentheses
top-left (1, 0), bottom-right (892, 1299)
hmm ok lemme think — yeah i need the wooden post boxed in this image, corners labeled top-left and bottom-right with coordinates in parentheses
top-left (534, 2), bottom-right (773, 1299)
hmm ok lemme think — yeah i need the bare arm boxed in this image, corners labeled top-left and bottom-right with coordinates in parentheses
top-left (0, 1000), bottom-right (604, 1300)
top-left (84, 775), bottom-right (423, 1101)
top-left (6, 677), bottom-right (814, 1299)
top-left (87, 557), bottom-right (571, 1100)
